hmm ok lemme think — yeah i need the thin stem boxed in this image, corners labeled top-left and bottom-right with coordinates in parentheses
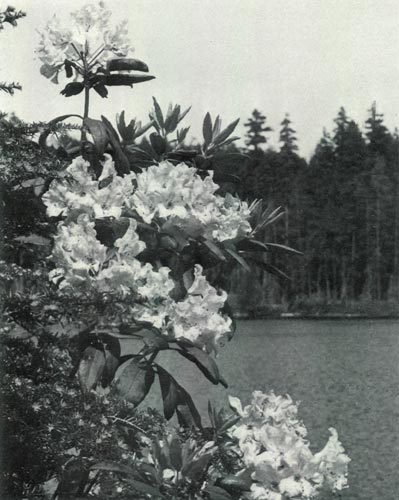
top-left (80, 43), bottom-right (90, 147)
top-left (108, 415), bottom-right (147, 434)
top-left (147, 350), bottom-right (159, 364)
top-left (71, 42), bottom-right (84, 61)
top-left (87, 44), bottom-right (106, 68)
top-left (83, 84), bottom-right (90, 119)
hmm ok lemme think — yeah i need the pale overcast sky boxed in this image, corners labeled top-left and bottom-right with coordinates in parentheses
top-left (2, 0), bottom-right (399, 157)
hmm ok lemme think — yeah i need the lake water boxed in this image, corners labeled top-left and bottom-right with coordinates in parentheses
top-left (145, 319), bottom-right (399, 500)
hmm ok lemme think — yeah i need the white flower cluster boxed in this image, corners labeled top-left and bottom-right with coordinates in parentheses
top-left (167, 264), bottom-right (232, 353)
top-left (43, 157), bottom-right (234, 352)
top-left (132, 161), bottom-right (252, 242)
top-left (43, 156), bottom-right (173, 305)
top-left (229, 391), bottom-right (350, 500)
top-left (42, 155), bottom-right (135, 219)
top-left (36, 1), bottom-right (132, 81)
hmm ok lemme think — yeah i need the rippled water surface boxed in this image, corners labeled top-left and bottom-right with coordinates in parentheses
top-left (146, 319), bottom-right (399, 500)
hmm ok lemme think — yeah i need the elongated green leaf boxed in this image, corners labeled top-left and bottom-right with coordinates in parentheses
top-left (104, 74), bottom-right (155, 86)
top-left (156, 365), bottom-right (202, 428)
top-left (157, 364), bottom-right (179, 419)
top-left (261, 204), bottom-right (283, 222)
top-left (214, 135), bottom-right (240, 149)
top-left (176, 346), bottom-right (227, 387)
top-left (262, 242), bottom-right (303, 255)
top-left (225, 248), bottom-right (251, 271)
top-left (182, 453), bottom-right (214, 481)
top-left (164, 104), bottom-right (180, 133)
top-left (116, 110), bottom-right (127, 138)
top-left (208, 400), bottom-right (216, 429)
top-left (92, 82), bottom-right (108, 98)
top-left (177, 105), bottom-right (191, 124)
top-left (38, 114), bottom-right (82, 151)
top-left (101, 348), bottom-right (119, 387)
top-left (177, 127), bottom-right (190, 144)
top-left (135, 120), bottom-right (153, 138)
top-left (213, 118), bottom-right (240, 145)
top-left (261, 210), bottom-right (285, 228)
top-left (175, 388), bottom-right (202, 429)
top-left (149, 132), bottom-right (167, 155)
top-left (101, 115), bottom-right (130, 174)
top-left (203, 485), bottom-right (233, 500)
top-left (247, 258), bottom-right (292, 281)
top-left (203, 239), bottom-right (226, 261)
top-left (107, 58), bottom-right (149, 72)
top-left (203, 112), bottom-right (213, 146)
top-left (152, 97), bottom-right (165, 128)
top-left (84, 117), bottom-right (109, 154)
top-left (91, 461), bottom-right (137, 475)
top-left (113, 358), bottom-right (154, 405)
top-left (216, 475), bottom-right (252, 493)
top-left (217, 414), bottom-right (241, 435)
top-left (169, 434), bottom-right (182, 471)
top-left (175, 337), bottom-right (196, 348)
top-left (213, 115), bottom-right (222, 137)
top-left (78, 347), bottom-right (106, 394)
top-left (61, 82), bottom-right (84, 97)
top-left (64, 59), bottom-right (73, 78)
top-left (237, 239), bottom-right (270, 252)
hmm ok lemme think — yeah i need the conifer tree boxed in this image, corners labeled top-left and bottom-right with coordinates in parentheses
top-left (279, 113), bottom-right (298, 153)
top-left (244, 109), bottom-right (272, 151)
top-left (365, 101), bottom-right (390, 155)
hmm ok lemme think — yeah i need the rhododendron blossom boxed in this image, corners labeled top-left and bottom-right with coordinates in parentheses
top-left (50, 217), bottom-right (175, 306)
top-left (36, 1), bottom-right (132, 82)
top-left (131, 161), bottom-right (252, 242)
top-left (167, 264), bottom-right (232, 352)
top-left (43, 155), bottom-right (136, 219)
top-left (44, 155), bottom-right (239, 348)
top-left (229, 391), bottom-right (350, 500)
top-left (49, 213), bottom-right (107, 290)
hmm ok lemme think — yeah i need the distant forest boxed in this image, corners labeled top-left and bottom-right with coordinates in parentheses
top-left (228, 104), bottom-right (399, 315)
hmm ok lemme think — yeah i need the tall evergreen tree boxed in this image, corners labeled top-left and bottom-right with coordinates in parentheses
top-left (365, 101), bottom-right (390, 155)
top-left (333, 107), bottom-right (349, 155)
top-left (244, 109), bottom-right (272, 151)
top-left (279, 113), bottom-right (298, 153)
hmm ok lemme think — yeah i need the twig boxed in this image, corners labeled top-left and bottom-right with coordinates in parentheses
top-left (108, 415), bottom-right (147, 434)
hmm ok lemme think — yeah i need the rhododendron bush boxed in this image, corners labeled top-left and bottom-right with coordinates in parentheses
top-left (0, 2), bottom-right (350, 499)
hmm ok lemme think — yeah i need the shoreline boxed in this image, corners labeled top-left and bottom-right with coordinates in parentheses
top-left (234, 312), bottom-right (399, 320)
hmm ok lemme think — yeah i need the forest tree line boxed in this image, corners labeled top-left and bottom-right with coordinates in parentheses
top-left (228, 104), bottom-right (399, 315)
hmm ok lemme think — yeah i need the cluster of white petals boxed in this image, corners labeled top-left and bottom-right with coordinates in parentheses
top-left (43, 155), bottom-right (135, 219)
top-left (132, 161), bottom-right (252, 242)
top-left (49, 213), bottom-right (107, 290)
top-left (49, 212), bottom-right (174, 304)
top-left (44, 156), bottom-right (174, 305)
top-left (43, 157), bottom-right (232, 352)
top-left (36, 1), bottom-right (132, 82)
top-left (229, 391), bottom-right (350, 500)
top-left (167, 264), bottom-right (232, 352)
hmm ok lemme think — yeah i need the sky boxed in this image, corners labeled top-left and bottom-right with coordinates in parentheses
top-left (2, 0), bottom-right (399, 157)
